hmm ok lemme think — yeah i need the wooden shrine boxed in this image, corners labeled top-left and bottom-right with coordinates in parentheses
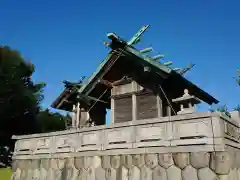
top-left (51, 25), bottom-right (218, 128)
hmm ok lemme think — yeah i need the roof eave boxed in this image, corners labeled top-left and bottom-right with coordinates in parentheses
top-left (170, 71), bottom-right (219, 105)
top-left (51, 88), bottom-right (71, 109)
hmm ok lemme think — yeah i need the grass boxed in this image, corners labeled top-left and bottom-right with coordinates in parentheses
top-left (0, 168), bottom-right (12, 180)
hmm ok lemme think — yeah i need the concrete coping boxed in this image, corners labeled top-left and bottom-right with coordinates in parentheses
top-left (12, 112), bottom-right (239, 140)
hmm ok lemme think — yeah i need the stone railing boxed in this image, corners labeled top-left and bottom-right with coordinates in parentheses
top-left (11, 112), bottom-right (240, 180)
top-left (13, 112), bottom-right (240, 159)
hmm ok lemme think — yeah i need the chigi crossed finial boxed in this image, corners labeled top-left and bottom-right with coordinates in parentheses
top-left (125, 25), bottom-right (195, 76)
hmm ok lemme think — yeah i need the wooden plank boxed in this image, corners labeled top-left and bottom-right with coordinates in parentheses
top-left (136, 93), bottom-right (158, 120)
top-left (114, 96), bottom-right (132, 123)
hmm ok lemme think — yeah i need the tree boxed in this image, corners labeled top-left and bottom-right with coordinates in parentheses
top-left (37, 109), bottom-right (70, 133)
top-left (0, 46), bottom-right (45, 136)
top-left (0, 46), bottom-right (46, 166)
top-left (0, 46), bottom-right (73, 167)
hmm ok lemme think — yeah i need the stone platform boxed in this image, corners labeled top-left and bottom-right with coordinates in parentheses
top-left (11, 112), bottom-right (240, 179)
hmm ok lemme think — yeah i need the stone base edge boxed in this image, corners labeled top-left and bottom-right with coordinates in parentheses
top-left (13, 144), bottom-right (225, 160)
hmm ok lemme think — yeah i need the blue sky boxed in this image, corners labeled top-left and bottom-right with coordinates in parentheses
top-left (1, 0), bottom-right (239, 115)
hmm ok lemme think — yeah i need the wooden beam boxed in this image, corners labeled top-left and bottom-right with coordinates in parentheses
top-left (112, 76), bottom-right (132, 86)
top-left (128, 25), bottom-right (150, 46)
top-left (98, 79), bottom-right (113, 88)
top-left (140, 47), bottom-right (153, 54)
top-left (56, 92), bottom-right (72, 109)
top-left (163, 61), bottom-right (172, 66)
top-left (152, 54), bottom-right (164, 61)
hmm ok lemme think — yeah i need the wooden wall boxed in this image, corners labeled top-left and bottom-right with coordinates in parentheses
top-left (114, 95), bottom-right (132, 123)
top-left (111, 80), bottom-right (175, 124)
top-left (136, 92), bottom-right (158, 120)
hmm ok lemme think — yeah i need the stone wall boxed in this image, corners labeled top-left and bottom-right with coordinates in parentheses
top-left (11, 112), bottom-right (240, 179)
top-left (11, 150), bottom-right (240, 180)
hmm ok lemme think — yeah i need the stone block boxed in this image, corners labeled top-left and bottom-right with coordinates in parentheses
top-left (57, 158), bottom-right (65, 170)
top-left (166, 165), bottom-right (182, 180)
top-left (105, 168), bottom-right (116, 180)
top-left (190, 152), bottom-right (210, 169)
top-left (158, 153), bottom-right (174, 169)
top-left (79, 168), bottom-right (87, 180)
top-left (40, 159), bottom-right (50, 169)
top-left (234, 152), bottom-right (240, 168)
top-left (228, 168), bottom-right (238, 180)
top-left (32, 169), bottom-right (40, 180)
top-left (25, 169), bottom-right (33, 180)
top-left (182, 165), bottom-right (198, 180)
top-left (20, 169), bottom-right (27, 180)
top-left (110, 155), bottom-right (121, 169)
top-left (121, 155), bottom-right (133, 168)
top-left (40, 168), bottom-right (47, 180)
top-left (74, 157), bottom-right (84, 170)
top-left (31, 159), bottom-right (40, 169)
top-left (46, 169), bottom-right (55, 180)
top-left (218, 175), bottom-right (229, 180)
top-left (153, 165), bottom-right (167, 180)
top-left (198, 167), bottom-right (218, 180)
top-left (230, 111), bottom-right (240, 125)
top-left (86, 168), bottom-right (95, 180)
top-left (95, 167), bottom-right (106, 180)
top-left (129, 166), bottom-right (140, 180)
top-left (140, 166), bottom-right (152, 180)
top-left (49, 159), bottom-right (58, 169)
top-left (119, 166), bottom-right (128, 180)
top-left (93, 156), bottom-right (102, 168)
top-left (102, 156), bottom-right (111, 169)
top-left (173, 153), bottom-right (190, 169)
top-left (210, 152), bottom-right (233, 175)
top-left (11, 168), bottom-right (21, 180)
top-left (238, 169), bottom-right (240, 179)
top-left (12, 160), bottom-right (18, 172)
top-left (84, 156), bottom-right (93, 169)
top-left (145, 154), bottom-right (158, 169)
top-left (172, 119), bottom-right (212, 140)
top-left (55, 169), bottom-right (62, 180)
top-left (132, 154), bottom-right (144, 168)
top-left (65, 157), bottom-right (74, 168)
top-left (18, 159), bottom-right (31, 170)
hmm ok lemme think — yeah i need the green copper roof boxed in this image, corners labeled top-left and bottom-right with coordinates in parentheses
top-left (78, 53), bottom-right (112, 94)
top-left (76, 26), bottom-right (218, 105)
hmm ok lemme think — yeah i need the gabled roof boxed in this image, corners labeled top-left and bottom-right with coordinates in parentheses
top-left (77, 31), bottom-right (218, 105)
top-left (52, 26), bottom-right (219, 111)
top-left (51, 88), bottom-right (76, 110)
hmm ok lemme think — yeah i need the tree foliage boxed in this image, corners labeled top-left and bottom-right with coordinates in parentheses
top-left (0, 46), bottom-right (70, 167)
top-left (0, 46), bottom-right (46, 138)
top-left (37, 109), bottom-right (71, 133)
top-left (209, 104), bottom-right (231, 117)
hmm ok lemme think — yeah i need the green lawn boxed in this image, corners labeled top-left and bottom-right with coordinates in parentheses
top-left (0, 168), bottom-right (12, 180)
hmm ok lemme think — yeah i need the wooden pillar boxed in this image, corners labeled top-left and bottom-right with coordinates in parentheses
top-left (76, 102), bottom-right (80, 128)
top-left (167, 106), bottom-right (171, 116)
top-left (72, 105), bottom-right (76, 128)
top-left (110, 87), bottom-right (115, 124)
top-left (132, 81), bottom-right (137, 121)
top-left (157, 94), bottom-right (163, 117)
top-left (80, 108), bottom-right (90, 127)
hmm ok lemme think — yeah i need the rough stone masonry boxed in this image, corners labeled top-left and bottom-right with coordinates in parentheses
top-left (11, 151), bottom-right (240, 180)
